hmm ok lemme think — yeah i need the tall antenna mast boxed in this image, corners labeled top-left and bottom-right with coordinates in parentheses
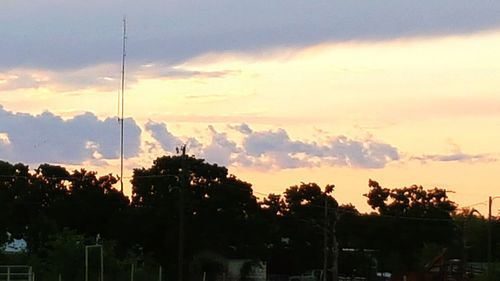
top-left (119, 17), bottom-right (127, 193)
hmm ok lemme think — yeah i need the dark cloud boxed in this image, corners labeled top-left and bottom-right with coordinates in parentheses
top-left (0, 106), bottom-right (141, 165)
top-left (2, 0), bottom-right (500, 71)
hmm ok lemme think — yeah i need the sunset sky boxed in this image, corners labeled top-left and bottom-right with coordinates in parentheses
top-left (2, 1), bottom-right (500, 213)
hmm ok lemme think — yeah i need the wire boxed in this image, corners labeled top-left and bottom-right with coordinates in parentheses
top-left (461, 201), bottom-right (488, 209)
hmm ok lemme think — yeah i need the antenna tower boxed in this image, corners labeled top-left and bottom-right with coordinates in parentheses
top-left (119, 17), bottom-right (127, 193)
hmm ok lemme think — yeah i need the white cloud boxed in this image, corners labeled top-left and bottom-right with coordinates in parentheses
top-left (0, 133), bottom-right (10, 145)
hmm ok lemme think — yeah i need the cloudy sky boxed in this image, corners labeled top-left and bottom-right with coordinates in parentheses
top-left (2, 0), bottom-right (500, 212)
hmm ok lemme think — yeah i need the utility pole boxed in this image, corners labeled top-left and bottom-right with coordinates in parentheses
top-left (488, 196), bottom-right (492, 281)
top-left (323, 184), bottom-right (336, 281)
top-left (323, 195), bottom-right (328, 281)
top-left (331, 213), bottom-right (338, 281)
top-left (178, 145), bottom-right (187, 281)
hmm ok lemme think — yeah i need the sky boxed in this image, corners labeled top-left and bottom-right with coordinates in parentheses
top-left (2, 0), bottom-right (500, 213)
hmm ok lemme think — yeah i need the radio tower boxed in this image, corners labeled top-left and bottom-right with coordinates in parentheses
top-left (119, 17), bottom-right (127, 193)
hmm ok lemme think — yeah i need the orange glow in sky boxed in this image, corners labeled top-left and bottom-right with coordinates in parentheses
top-left (1, 29), bottom-right (500, 214)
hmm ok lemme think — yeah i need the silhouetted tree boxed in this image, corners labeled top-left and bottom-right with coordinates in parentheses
top-left (130, 155), bottom-right (263, 278)
top-left (0, 161), bottom-right (38, 238)
top-left (0, 158), bottom-right (485, 279)
top-left (365, 179), bottom-right (456, 218)
top-left (453, 208), bottom-right (488, 263)
top-left (364, 179), bottom-right (459, 271)
top-left (62, 169), bottom-right (129, 237)
top-left (265, 182), bottom-right (338, 274)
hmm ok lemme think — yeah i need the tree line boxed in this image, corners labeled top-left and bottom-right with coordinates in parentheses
top-left (0, 156), bottom-right (497, 280)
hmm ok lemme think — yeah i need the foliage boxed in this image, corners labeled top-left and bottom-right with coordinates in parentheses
top-left (264, 182), bottom-right (338, 274)
top-left (40, 229), bottom-right (86, 281)
top-left (0, 158), bottom-right (495, 279)
top-left (364, 179), bottom-right (459, 271)
top-left (0, 161), bottom-right (37, 238)
top-left (130, 155), bottom-right (264, 277)
top-left (365, 179), bottom-right (457, 218)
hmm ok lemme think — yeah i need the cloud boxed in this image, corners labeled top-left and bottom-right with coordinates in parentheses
top-left (410, 140), bottom-right (497, 164)
top-left (2, 0), bottom-right (500, 71)
top-left (144, 122), bottom-right (240, 167)
top-left (3, 108), bottom-right (492, 170)
top-left (0, 65), bottom-right (126, 92)
top-left (135, 64), bottom-right (240, 81)
top-left (229, 123), bottom-right (253, 135)
top-left (412, 153), bottom-right (496, 164)
top-left (241, 128), bottom-right (399, 169)
top-left (199, 126), bottom-right (241, 167)
top-left (0, 63), bottom-right (240, 93)
top-left (0, 72), bottom-right (44, 91)
top-left (144, 121), bottom-right (183, 153)
top-left (327, 136), bottom-right (400, 168)
top-left (0, 106), bottom-right (141, 165)
top-left (148, 122), bottom-right (399, 169)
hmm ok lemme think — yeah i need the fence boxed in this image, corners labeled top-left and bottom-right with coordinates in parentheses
top-left (0, 266), bottom-right (33, 281)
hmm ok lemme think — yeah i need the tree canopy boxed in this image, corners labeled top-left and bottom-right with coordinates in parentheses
top-left (129, 155), bottom-right (264, 276)
top-left (0, 158), bottom-right (495, 281)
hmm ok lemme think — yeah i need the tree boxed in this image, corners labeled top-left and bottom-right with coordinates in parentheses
top-left (130, 155), bottom-right (263, 279)
top-left (34, 163), bottom-right (70, 208)
top-left (265, 182), bottom-right (338, 274)
top-left (40, 229), bottom-right (86, 281)
top-left (453, 208), bottom-right (488, 263)
top-left (365, 179), bottom-right (456, 218)
top-left (61, 169), bottom-right (129, 238)
top-left (364, 179), bottom-right (459, 271)
top-left (0, 161), bottom-right (38, 238)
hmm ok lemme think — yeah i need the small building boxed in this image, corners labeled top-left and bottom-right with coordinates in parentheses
top-left (190, 251), bottom-right (266, 281)
top-left (1, 233), bottom-right (27, 254)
